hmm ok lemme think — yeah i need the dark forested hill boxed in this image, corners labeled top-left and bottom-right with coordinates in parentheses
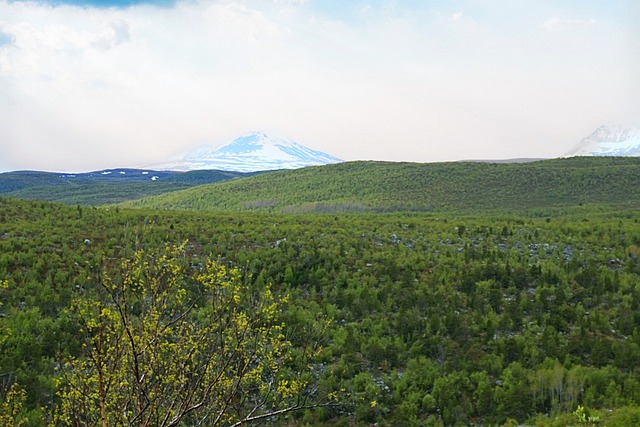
top-left (120, 157), bottom-right (640, 212)
top-left (0, 168), bottom-right (258, 205)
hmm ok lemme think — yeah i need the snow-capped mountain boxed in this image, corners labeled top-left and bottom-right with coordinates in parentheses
top-left (567, 125), bottom-right (640, 157)
top-left (160, 132), bottom-right (343, 172)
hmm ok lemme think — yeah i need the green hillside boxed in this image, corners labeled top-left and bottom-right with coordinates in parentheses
top-left (120, 157), bottom-right (640, 212)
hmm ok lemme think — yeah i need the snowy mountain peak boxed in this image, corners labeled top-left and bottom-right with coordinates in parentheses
top-left (567, 125), bottom-right (640, 157)
top-left (159, 132), bottom-right (343, 172)
top-left (212, 132), bottom-right (273, 155)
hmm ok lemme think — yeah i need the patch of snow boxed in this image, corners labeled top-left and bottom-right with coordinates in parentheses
top-left (162, 132), bottom-right (343, 172)
top-left (567, 125), bottom-right (640, 157)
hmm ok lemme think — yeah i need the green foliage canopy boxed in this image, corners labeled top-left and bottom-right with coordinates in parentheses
top-left (55, 243), bottom-right (323, 426)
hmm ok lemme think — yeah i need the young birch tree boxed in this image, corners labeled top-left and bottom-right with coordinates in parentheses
top-left (54, 243), bottom-right (328, 426)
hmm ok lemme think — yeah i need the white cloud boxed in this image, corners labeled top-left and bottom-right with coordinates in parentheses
top-left (92, 21), bottom-right (131, 50)
top-left (451, 11), bottom-right (463, 21)
top-left (274, 0), bottom-right (307, 5)
top-left (358, 5), bottom-right (371, 17)
top-left (542, 16), bottom-right (597, 31)
top-left (0, 0), bottom-right (637, 171)
top-left (202, 2), bottom-right (283, 43)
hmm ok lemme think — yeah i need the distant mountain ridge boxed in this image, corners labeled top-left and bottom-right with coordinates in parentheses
top-left (0, 168), bottom-right (255, 205)
top-left (567, 125), bottom-right (640, 157)
top-left (4, 157), bottom-right (640, 210)
top-left (156, 132), bottom-right (343, 172)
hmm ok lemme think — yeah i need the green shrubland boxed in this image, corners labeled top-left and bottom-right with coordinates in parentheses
top-left (2, 158), bottom-right (640, 425)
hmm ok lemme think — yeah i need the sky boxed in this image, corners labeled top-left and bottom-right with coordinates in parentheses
top-left (0, 0), bottom-right (638, 172)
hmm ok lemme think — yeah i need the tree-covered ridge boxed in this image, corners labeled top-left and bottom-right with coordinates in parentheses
top-left (2, 197), bottom-right (640, 425)
top-left (120, 157), bottom-right (640, 212)
top-left (0, 169), bottom-right (259, 206)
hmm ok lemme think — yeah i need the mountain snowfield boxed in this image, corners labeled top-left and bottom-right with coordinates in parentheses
top-left (157, 132), bottom-right (343, 172)
top-left (149, 126), bottom-right (640, 173)
top-left (567, 125), bottom-right (640, 157)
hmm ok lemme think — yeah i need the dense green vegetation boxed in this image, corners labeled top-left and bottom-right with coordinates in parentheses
top-left (2, 193), bottom-right (640, 425)
top-left (121, 157), bottom-right (640, 213)
top-left (54, 244), bottom-right (325, 426)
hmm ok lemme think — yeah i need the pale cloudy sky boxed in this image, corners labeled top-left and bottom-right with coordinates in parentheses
top-left (0, 0), bottom-right (638, 172)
